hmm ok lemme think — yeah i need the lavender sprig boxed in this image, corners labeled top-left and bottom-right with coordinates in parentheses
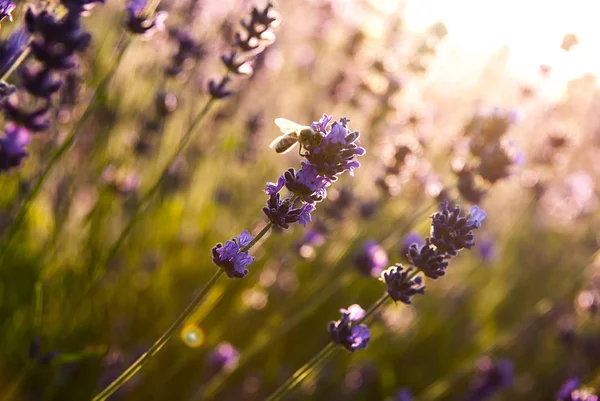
top-left (266, 202), bottom-right (485, 400)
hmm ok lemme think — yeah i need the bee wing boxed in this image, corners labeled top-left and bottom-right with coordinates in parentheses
top-left (275, 118), bottom-right (304, 134)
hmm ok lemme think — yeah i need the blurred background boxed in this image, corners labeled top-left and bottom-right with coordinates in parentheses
top-left (0, 0), bottom-right (599, 400)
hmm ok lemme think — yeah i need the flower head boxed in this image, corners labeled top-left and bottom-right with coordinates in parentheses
top-left (208, 342), bottom-right (239, 373)
top-left (381, 264), bottom-right (425, 304)
top-left (407, 239), bottom-right (449, 279)
top-left (311, 113), bottom-right (333, 133)
top-left (0, 0), bottom-right (15, 24)
top-left (328, 304), bottom-right (370, 352)
top-left (284, 165), bottom-right (330, 204)
top-left (557, 378), bottom-right (599, 401)
top-left (430, 201), bottom-right (483, 256)
top-left (262, 192), bottom-right (314, 229)
top-left (0, 124), bottom-right (30, 171)
top-left (211, 232), bottom-right (255, 278)
top-left (465, 358), bottom-right (513, 401)
top-left (400, 231), bottom-right (425, 259)
top-left (395, 388), bottom-right (414, 401)
top-left (304, 117), bottom-right (365, 180)
top-left (125, 0), bottom-right (167, 38)
top-left (354, 240), bottom-right (389, 277)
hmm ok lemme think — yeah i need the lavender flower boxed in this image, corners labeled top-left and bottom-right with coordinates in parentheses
top-left (354, 240), bottom-right (389, 277)
top-left (465, 358), bottom-right (513, 401)
top-left (208, 342), bottom-right (240, 374)
top-left (125, 0), bottom-right (167, 38)
top-left (557, 378), bottom-right (599, 401)
top-left (381, 264), bottom-right (425, 304)
top-left (395, 388), bottom-right (414, 401)
top-left (211, 231), bottom-right (255, 278)
top-left (407, 239), bottom-right (449, 279)
top-left (284, 165), bottom-right (329, 204)
top-left (304, 116), bottom-right (365, 180)
top-left (0, 124), bottom-right (30, 171)
top-left (165, 29), bottom-right (204, 77)
top-left (208, 76), bottom-right (234, 99)
top-left (262, 192), bottom-right (315, 229)
top-left (430, 202), bottom-right (483, 256)
top-left (400, 231), bottom-right (425, 259)
top-left (328, 304), bottom-right (370, 352)
top-left (0, 0), bottom-right (15, 24)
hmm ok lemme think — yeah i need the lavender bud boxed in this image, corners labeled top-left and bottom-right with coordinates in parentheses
top-left (328, 304), bottom-right (371, 352)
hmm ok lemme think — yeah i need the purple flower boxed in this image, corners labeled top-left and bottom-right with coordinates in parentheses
top-left (400, 231), bottom-right (425, 259)
top-left (125, 0), bottom-right (168, 38)
top-left (265, 174), bottom-right (285, 196)
top-left (208, 76), bottom-right (234, 99)
top-left (0, 124), bottom-right (30, 171)
top-left (407, 239), bottom-right (449, 279)
top-left (328, 304), bottom-right (370, 352)
top-left (211, 232), bottom-right (255, 278)
top-left (395, 388), bottom-right (413, 401)
top-left (354, 240), bottom-right (389, 277)
top-left (0, 0), bottom-right (15, 23)
top-left (557, 378), bottom-right (599, 401)
top-left (465, 358), bottom-right (513, 401)
top-left (477, 239), bottom-right (497, 263)
top-left (262, 192), bottom-right (313, 229)
top-left (208, 342), bottom-right (239, 373)
top-left (284, 165), bottom-right (330, 204)
top-left (304, 117), bottom-right (365, 180)
top-left (430, 201), bottom-right (482, 256)
top-left (381, 264), bottom-right (425, 304)
top-left (311, 113), bottom-right (333, 133)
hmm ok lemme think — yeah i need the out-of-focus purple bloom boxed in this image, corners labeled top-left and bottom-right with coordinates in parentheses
top-left (0, 0), bottom-right (15, 23)
top-left (465, 358), bottom-right (513, 401)
top-left (21, 67), bottom-right (63, 98)
top-left (208, 76), bottom-right (234, 99)
top-left (311, 113), bottom-right (333, 133)
top-left (477, 239), bottom-right (497, 263)
top-left (557, 378), bottom-right (599, 401)
top-left (208, 342), bottom-right (239, 373)
top-left (430, 201), bottom-right (482, 256)
top-left (354, 240), bottom-right (389, 277)
top-left (125, 0), bottom-right (167, 38)
top-left (328, 304), bottom-right (370, 352)
top-left (0, 124), bottom-right (30, 171)
top-left (285, 165), bottom-right (330, 204)
top-left (305, 117), bottom-right (365, 180)
top-left (233, 2), bottom-right (279, 52)
top-left (381, 264), bottom-right (425, 304)
top-left (407, 240), bottom-right (449, 279)
top-left (165, 29), bottom-right (204, 78)
top-left (395, 388), bottom-right (414, 401)
top-left (401, 231), bottom-right (425, 258)
top-left (211, 232), bottom-right (255, 278)
top-left (28, 336), bottom-right (60, 365)
top-left (0, 29), bottom-right (29, 78)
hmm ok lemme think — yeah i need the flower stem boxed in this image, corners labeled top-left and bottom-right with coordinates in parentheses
top-left (265, 342), bottom-right (338, 401)
top-left (240, 222), bottom-right (273, 252)
top-left (92, 268), bottom-right (224, 401)
top-left (0, 37), bottom-right (133, 267)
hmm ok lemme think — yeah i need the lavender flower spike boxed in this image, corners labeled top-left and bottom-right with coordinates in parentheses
top-left (381, 264), bottom-right (425, 304)
top-left (328, 304), bottom-right (371, 352)
top-left (211, 231), bottom-right (255, 278)
top-left (0, 124), bottom-right (30, 171)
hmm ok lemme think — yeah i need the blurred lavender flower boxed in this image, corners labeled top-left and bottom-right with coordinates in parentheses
top-left (464, 358), bottom-right (513, 401)
top-left (0, 29), bottom-right (29, 78)
top-left (0, 124), bottom-right (30, 171)
top-left (125, 0), bottom-right (167, 38)
top-left (381, 264), bottom-right (425, 304)
top-left (430, 202), bottom-right (484, 256)
top-left (477, 238), bottom-right (497, 263)
top-left (305, 116), bottom-right (365, 180)
top-left (165, 29), bottom-right (204, 77)
top-left (211, 231), bottom-right (255, 278)
top-left (0, 0), bottom-right (15, 24)
top-left (208, 342), bottom-right (240, 374)
top-left (208, 76), bottom-right (234, 99)
top-left (354, 240), bottom-right (389, 277)
top-left (400, 231), bottom-right (425, 259)
top-left (557, 378), bottom-right (599, 401)
top-left (329, 304), bottom-right (370, 352)
top-left (395, 388), bottom-right (414, 401)
top-left (28, 336), bottom-right (60, 365)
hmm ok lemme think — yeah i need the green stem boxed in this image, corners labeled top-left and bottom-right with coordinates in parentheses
top-left (358, 293), bottom-right (391, 325)
top-left (92, 268), bottom-right (224, 401)
top-left (0, 38), bottom-right (132, 266)
top-left (265, 342), bottom-right (338, 401)
top-left (241, 222), bottom-right (273, 252)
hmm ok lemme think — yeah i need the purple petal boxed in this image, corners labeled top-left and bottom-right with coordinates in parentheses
top-left (235, 231), bottom-right (254, 248)
top-left (265, 174), bottom-right (285, 195)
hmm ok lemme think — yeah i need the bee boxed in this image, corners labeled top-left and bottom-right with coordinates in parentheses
top-left (270, 118), bottom-right (325, 156)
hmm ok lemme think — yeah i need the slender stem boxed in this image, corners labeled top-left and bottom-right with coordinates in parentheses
top-left (265, 342), bottom-right (337, 401)
top-left (92, 268), bottom-right (224, 401)
top-left (0, 43), bottom-right (32, 82)
top-left (241, 222), bottom-right (273, 252)
top-left (0, 38), bottom-right (132, 266)
top-left (358, 293), bottom-right (390, 325)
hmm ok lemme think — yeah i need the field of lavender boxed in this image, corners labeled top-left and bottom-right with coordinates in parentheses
top-left (0, 0), bottom-right (599, 400)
